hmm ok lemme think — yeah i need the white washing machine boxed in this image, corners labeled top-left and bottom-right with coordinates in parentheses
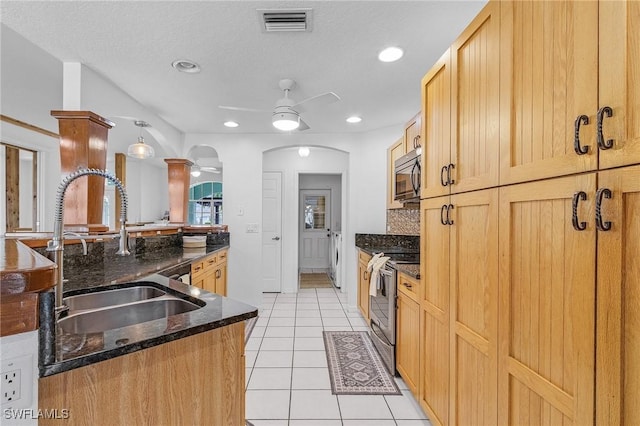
top-left (331, 232), bottom-right (342, 288)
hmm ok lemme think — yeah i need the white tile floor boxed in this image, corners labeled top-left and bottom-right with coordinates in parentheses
top-left (246, 287), bottom-right (432, 426)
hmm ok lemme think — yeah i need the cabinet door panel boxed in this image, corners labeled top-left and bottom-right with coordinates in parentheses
top-left (397, 292), bottom-right (420, 395)
top-left (419, 197), bottom-right (450, 424)
top-left (498, 174), bottom-right (596, 426)
top-left (421, 51), bottom-right (451, 199)
top-left (449, 189), bottom-right (498, 425)
top-left (450, 2), bottom-right (500, 194)
top-left (500, 1), bottom-right (599, 184)
top-left (598, 1), bottom-right (640, 169)
top-left (596, 165), bottom-right (640, 425)
top-left (388, 138), bottom-right (405, 209)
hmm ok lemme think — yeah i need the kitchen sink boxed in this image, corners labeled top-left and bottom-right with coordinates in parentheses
top-left (58, 298), bottom-right (201, 334)
top-left (63, 285), bottom-right (166, 311)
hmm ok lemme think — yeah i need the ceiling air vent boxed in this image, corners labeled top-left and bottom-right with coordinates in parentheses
top-left (257, 8), bottom-right (313, 33)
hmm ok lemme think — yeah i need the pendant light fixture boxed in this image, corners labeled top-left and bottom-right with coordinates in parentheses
top-left (128, 120), bottom-right (155, 159)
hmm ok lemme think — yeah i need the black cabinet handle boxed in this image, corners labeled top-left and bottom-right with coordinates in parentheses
top-left (597, 106), bottom-right (614, 150)
top-left (440, 205), bottom-right (447, 225)
top-left (447, 163), bottom-right (455, 185)
top-left (571, 191), bottom-right (587, 231)
top-left (595, 188), bottom-right (612, 231)
top-left (414, 135), bottom-right (421, 150)
top-left (446, 204), bottom-right (454, 225)
top-left (440, 166), bottom-right (449, 187)
top-left (574, 115), bottom-right (590, 155)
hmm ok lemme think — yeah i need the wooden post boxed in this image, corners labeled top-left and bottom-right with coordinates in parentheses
top-left (164, 158), bottom-right (193, 224)
top-left (115, 153), bottom-right (126, 230)
top-left (51, 111), bottom-right (114, 233)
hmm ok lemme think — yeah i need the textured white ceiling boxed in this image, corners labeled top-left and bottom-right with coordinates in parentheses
top-left (1, 1), bottom-right (487, 135)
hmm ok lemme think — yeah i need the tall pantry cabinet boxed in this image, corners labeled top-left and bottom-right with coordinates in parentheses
top-left (416, 1), bottom-right (640, 425)
top-left (419, 2), bottom-right (500, 425)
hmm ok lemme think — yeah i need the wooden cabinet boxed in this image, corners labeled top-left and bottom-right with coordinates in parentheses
top-left (40, 322), bottom-right (246, 426)
top-left (498, 175), bottom-right (597, 426)
top-left (387, 138), bottom-right (405, 209)
top-left (598, 1), bottom-right (640, 169)
top-left (500, 1), bottom-right (640, 185)
top-left (404, 112), bottom-right (422, 153)
top-left (419, 188), bottom-right (498, 425)
top-left (596, 165), bottom-right (640, 426)
top-left (396, 272), bottom-right (420, 395)
top-left (357, 250), bottom-right (372, 320)
top-left (191, 249), bottom-right (228, 296)
top-left (421, 2), bottom-right (500, 200)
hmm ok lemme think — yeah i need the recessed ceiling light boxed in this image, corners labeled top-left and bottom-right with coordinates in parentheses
top-left (378, 47), bottom-right (404, 63)
top-left (224, 121), bottom-right (239, 128)
top-left (171, 59), bottom-right (201, 73)
top-left (346, 116), bottom-right (362, 124)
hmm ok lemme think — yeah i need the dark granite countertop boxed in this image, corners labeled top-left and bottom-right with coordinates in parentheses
top-left (355, 234), bottom-right (421, 280)
top-left (39, 243), bottom-right (258, 377)
top-left (63, 244), bottom-right (228, 292)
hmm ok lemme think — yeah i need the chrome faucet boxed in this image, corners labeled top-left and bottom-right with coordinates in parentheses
top-left (62, 231), bottom-right (88, 255)
top-left (47, 168), bottom-right (130, 315)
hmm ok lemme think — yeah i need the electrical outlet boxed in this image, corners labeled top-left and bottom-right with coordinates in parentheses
top-left (1, 354), bottom-right (32, 408)
top-left (2, 369), bottom-right (21, 404)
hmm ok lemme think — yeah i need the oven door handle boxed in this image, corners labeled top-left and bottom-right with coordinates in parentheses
top-left (370, 319), bottom-right (393, 347)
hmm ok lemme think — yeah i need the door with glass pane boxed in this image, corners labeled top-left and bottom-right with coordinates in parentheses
top-left (299, 189), bottom-right (331, 270)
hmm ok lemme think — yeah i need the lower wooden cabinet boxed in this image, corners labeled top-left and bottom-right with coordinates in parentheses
top-left (396, 272), bottom-right (420, 395)
top-left (39, 322), bottom-right (246, 426)
top-left (191, 249), bottom-right (228, 296)
top-left (357, 250), bottom-right (372, 321)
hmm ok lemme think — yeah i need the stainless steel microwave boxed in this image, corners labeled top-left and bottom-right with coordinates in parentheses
top-left (394, 149), bottom-right (421, 202)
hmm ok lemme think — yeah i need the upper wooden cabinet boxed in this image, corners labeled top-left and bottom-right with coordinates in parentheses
top-left (404, 112), bottom-right (422, 153)
top-left (500, 1), bottom-right (640, 185)
top-left (598, 1), bottom-right (640, 169)
top-left (387, 137), bottom-right (405, 209)
top-left (421, 2), bottom-right (500, 199)
top-left (421, 50), bottom-right (452, 200)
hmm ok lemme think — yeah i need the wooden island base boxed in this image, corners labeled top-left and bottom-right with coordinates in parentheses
top-left (39, 322), bottom-right (245, 426)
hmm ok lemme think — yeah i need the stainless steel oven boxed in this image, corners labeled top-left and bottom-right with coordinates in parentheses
top-left (369, 264), bottom-right (397, 375)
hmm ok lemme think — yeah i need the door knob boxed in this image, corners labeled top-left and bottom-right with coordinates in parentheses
top-left (272, 236), bottom-right (280, 241)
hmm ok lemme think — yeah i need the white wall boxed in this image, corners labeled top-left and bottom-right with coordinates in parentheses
top-left (185, 128), bottom-right (394, 310)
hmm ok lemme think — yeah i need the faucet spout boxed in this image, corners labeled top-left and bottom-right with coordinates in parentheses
top-left (47, 168), bottom-right (130, 313)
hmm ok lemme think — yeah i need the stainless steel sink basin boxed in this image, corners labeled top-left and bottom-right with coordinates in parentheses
top-left (63, 285), bottom-right (166, 311)
top-left (58, 299), bottom-right (200, 334)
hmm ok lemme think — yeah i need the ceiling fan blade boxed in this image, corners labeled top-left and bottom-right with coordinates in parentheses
top-left (201, 169), bottom-right (221, 174)
top-left (218, 105), bottom-right (268, 113)
top-left (298, 117), bottom-right (310, 131)
top-left (293, 92), bottom-right (340, 113)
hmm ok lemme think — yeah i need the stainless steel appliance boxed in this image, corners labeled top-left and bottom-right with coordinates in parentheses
top-left (369, 252), bottom-right (420, 375)
top-left (394, 149), bottom-right (421, 202)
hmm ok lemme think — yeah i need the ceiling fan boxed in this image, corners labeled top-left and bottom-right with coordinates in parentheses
top-left (190, 160), bottom-right (220, 177)
top-left (219, 79), bottom-right (340, 131)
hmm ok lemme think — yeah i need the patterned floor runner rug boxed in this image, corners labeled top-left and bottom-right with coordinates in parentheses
top-left (323, 331), bottom-right (401, 395)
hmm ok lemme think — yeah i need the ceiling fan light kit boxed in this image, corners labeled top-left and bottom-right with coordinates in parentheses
top-left (273, 110), bottom-right (300, 131)
top-left (219, 78), bottom-right (339, 132)
top-left (190, 165), bottom-right (201, 177)
top-left (128, 120), bottom-right (155, 159)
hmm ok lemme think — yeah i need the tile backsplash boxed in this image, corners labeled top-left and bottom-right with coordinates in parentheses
top-left (386, 208), bottom-right (420, 235)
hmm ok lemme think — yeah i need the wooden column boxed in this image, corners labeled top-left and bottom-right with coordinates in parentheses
top-left (115, 153), bottom-right (126, 230)
top-left (51, 111), bottom-right (114, 233)
top-left (164, 158), bottom-right (193, 224)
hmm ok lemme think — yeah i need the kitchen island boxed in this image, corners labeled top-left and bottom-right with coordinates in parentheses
top-left (1, 235), bottom-right (256, 426)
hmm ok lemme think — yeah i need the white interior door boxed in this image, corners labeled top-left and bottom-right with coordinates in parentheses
top-left (262, 172), bottom-right (282, 292)
top-left (299, 189), bottom-right (331, 270)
